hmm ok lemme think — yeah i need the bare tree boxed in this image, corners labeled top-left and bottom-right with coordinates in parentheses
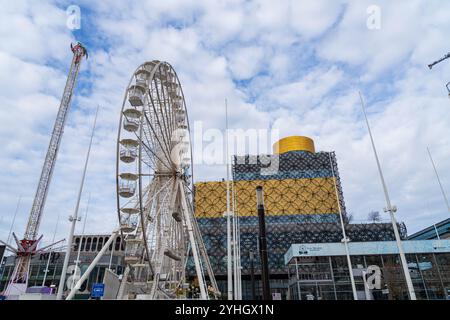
top-left (343, 213), bottom-right (353, 224)
top-left (368, 211), bottom-right (381, 223)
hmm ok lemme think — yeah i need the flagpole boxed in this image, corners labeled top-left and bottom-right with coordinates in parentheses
top-left (72, 192), bottom-right (91, 289)
top-left (358, 92), bottom-right (416, 300)
top-left (224, 99), bottom-right (233, 300)
top-left (427, 146), bottom-right (450, 212)
top-left (6, 196), bottom-right (22, 247)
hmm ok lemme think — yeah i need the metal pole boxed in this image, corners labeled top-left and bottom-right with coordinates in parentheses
top-left (358, 91), bottom-right (416, 300)
top-left (433, 224), bottom-right (441, 240)
top-left (328, 152), bottom-right (358, 300)
top-left (236, 183), bottom-right (242, 300)
top-left (256, 186), bottom-right (271, 300)
top-left (108, 240), bottom-right (115, 270)
top-left (231, 158), bottom-right (241, 299)
top-left (57, 106), bottom-right (99, 300)
top-left (427, 147), bottom-right (450, 212)
top-left (72, 192), bottom-right (90, 289)
top-left (249, 250), bottom-right (256, 300)
top-left (66, 229), bottom-right (119, 300)
top-left (295, 257), bottom-right (301, 300)
top-left (42, 212), bottom-right (60, 286)
top-left (178, 179), bottom-right (208, 299)
top-left (224, 99), bottom-right (233, 300)
top-left (6, 196), bottom-right (21, 247)
top-left (1, 196), bottom-right (21, 272)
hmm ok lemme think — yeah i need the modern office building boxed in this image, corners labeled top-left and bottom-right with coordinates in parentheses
top-left (0, 234), bottom-right (125, 299)
top-left (194, 135), bottom-right (405, 299)
top-left (408, 217), bottom-right (450, 240)
top-left (285, 240), bottom-right (450, 300)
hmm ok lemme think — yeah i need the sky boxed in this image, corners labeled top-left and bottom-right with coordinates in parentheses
top-left (0, 0), bottom-right (449, 249)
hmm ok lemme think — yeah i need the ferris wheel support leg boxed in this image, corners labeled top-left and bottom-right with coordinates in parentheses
top-left (117, 265), bottom-right (130, 300)
top-left (178, 179), bottom-right (208, 300)
top-left (192, 215), bottom-right (219, 296)
top-left (65, 229), bottom-right (119, 300)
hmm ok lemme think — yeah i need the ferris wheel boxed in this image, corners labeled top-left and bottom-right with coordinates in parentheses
top-left (115, 61), bottom-right (218, 300)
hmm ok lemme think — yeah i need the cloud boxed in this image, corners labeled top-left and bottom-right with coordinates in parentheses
top-left (0, 0), bottom-right (449, 248)
top-left (290, 0), bottom-right (344, 39)
top-left (227, 46), bottom-right (265, 80)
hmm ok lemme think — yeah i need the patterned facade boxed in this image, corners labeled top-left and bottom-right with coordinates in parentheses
top-left (194, 149), bottom-right (406, 299)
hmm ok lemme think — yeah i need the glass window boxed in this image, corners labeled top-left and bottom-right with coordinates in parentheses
top-left (115, 237), bottom-right (121, 251)
top-left (92, 237), bottom-right (98, 252)
top-left (365, 255), bottom-right (383, 268)
top-left (86, 237), bottom-right (92, 252)
top-left (98, 237), bottom-right (104, 251)
top-left (81, 237), bottom-right (86, 251)
top-left (74, 237), bottom-right (80, 251)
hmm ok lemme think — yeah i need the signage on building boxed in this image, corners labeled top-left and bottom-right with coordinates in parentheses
top-left (272, 292), bottom-right (281, 300)
top-left (39, 252), bottom-right (60, 263)
top-left (285, 240), bottom-right (450, 265)
top-left (91, 283), bottom-right (105, 298)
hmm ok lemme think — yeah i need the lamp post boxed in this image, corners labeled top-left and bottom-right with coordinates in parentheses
top-left (358, 92), bottom-right (416, 300)
top-left (256, 186), bottom-right (271, 300)
top-left (57, 106), bottom-right (99, 300)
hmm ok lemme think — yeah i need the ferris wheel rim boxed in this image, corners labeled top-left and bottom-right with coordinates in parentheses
top-left (115, 60), bottom-right (194, 285)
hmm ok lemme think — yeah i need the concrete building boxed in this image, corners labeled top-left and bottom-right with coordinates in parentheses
top-left (285, 240), bottom-right (450, 300)
top-left (0, 234), bottom-right (125, 299)
top-left (408, 218), bottom-right (450, 240)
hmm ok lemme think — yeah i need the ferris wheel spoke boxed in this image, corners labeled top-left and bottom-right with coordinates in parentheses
top-left (145, 107), bottom-right (168, 159)
top-left (152, 76), bottom-right (175, 150)
top-left (126, 120), bottom-right (160, 172)
top-left (140, 130), bottom-right (166, 172)
top-left (140, 137), bottom-right (172, 173)
top-left (148, 87), bottom-right (173, 161)
top-left (155, 66), bottom-right (175, 139)
top-left (157, 69), bottom-right (176, 142)
top-left (142, 110), bottom-right (173, 169)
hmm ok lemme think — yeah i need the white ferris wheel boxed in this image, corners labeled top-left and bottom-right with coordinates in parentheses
top-left (115, 61), bottom-right (218, 300)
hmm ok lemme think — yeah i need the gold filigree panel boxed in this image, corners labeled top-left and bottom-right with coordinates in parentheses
top-left (195, 178), bottom-right (339, 218)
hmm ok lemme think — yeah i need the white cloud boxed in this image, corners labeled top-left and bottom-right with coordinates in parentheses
top-left (0, 0), bottom-right (449, 247)
top-left (227, 46), bottom-right (265, 80)
top-left (290, 0), bottom-right (344, 39)
top-left (261, 66), bottom-right (344, 113)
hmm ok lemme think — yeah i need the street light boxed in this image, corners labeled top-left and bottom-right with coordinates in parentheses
top-left (256, 186), bottom-right (271, 300)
